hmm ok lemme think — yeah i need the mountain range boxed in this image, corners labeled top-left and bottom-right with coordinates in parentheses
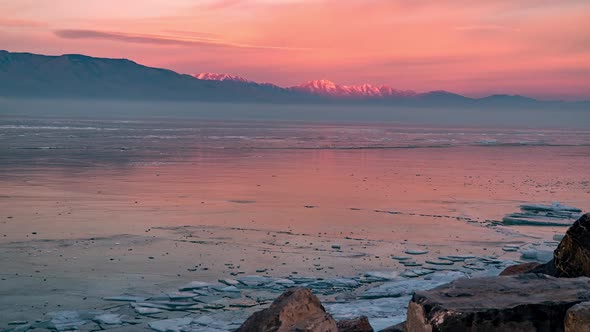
top-left (0, 50), bottom-right (584, 107)
top-left (192, 74), bottom-right (419, 99)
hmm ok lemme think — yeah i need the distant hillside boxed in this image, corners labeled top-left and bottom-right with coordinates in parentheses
top-left (1, 50), bottom-right (585, 108)
top-left (0, 50), bottom-right (301, 102)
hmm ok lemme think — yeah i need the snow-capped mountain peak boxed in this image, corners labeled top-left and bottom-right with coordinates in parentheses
top-left (297, 80), bottom-right (340, 93)
top-left (193, 73), bottom-right (417, 98)
top-left (292, 80), bottom-right (416, 98)
top-left (194, 73), bottom-right (251, 83)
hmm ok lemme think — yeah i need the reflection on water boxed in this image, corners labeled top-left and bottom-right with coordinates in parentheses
top-left (1, 116), bottom-right (589, 235)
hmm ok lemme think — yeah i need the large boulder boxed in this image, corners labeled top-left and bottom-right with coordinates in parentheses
top-left (236, 287), bottom-right (338, 332)
top-left (499, 262), bottom-right (541, 276)
top-left (336, 316), bottom-right (373, 332)
top-left (406, 273), bottom-right (590, 332)
top-left (379, 321), bottom-right (405, 331)
top-left (534, 213), bottom-right (590, 277)
top-left (499, 213), bottom-right (590, 277)
top-left (565, 302), bottom-right (590, 332)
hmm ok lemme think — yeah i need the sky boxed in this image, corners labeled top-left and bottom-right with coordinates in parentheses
top-left (1, 0), bottom-right (589, 100)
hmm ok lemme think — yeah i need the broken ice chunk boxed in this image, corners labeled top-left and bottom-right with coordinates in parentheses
top-left (502, 202), bottom-right (582, 226)
top-left (405, 249), bottom-right (428, 255)
top-left (179, 281), bottom-right (214, 291)
top-left (134, 307), bottom-right (164, 315)
top-left (93, 314), bottom-right (122, 325)
top-left (520, 202), bottom-right (581, 213)
top-left (148, 318), bottom-right (193, 332)
top-left (425, 260), bottom-right (454, 266)
top-left (103, 295), bottom-right (146, 302)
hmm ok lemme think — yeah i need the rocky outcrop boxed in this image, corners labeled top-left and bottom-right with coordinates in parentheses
top-left (499, 213), bottom-right (590, 277)
top-left (406, 273), bottom-right (590, 332)
top-left (565, 302), bottom-right (590, 332)
top-left (499, 262), bottom-right (541, 276)
top-left (336, 316), bottom-right (373, 332)
top-left (379, 321), bottom-right (405, 331)
top-left (533, 213), bottom-right (590, 277)
top-left (236, 287), bottom-right (338, 332)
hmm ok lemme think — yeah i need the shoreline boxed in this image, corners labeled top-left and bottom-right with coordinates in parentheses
top-left (0, 215), bottom-right (562, 329)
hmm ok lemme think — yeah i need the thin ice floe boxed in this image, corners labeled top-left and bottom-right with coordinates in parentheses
top-left (3, 252), bottom-right (520, 332)
top-left (502, 202), bottom-right (582, 226)
top-left (404, 249), bottom-right (429, 255)
top-left (8, 200), bottom-right (575, 331)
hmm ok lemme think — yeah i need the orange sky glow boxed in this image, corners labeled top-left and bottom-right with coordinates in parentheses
top-left (1, 0), bottom-right (589, 100)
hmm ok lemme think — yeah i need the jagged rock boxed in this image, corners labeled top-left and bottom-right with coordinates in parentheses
top-left (406, 273), bottom-right (590, 332)
top-left (379, 321), bottom-right (405, 332)
top-left (236, 287), bottom-right (338, 332)
top-left (533, 213), bottom-right (590, 277)
top-left (499, 262), bottom-right (541, 276)
top-left (336, 316), bottom-right (373, 332)
top-left (565, 302), bottom-right (590, 332)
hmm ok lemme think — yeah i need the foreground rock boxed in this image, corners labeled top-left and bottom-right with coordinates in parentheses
top-left (565, 302), bottom-right (590, 332)
top-left (406, 273), bottom-right (590, 332)
top-left (532, 213), bottom-right (590, 277)
top-left (499, 262), bottom-right (541, 276)
top-left (499, 213), bottom-right (590, 277)
top-left (379, 321), bottom-right (405, 332)
top-left (336, 316), bottom-right (373, 332)
top-left (236, 287), bottom-right (338, 332)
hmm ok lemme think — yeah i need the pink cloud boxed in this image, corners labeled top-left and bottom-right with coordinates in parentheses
top-left (0, 18), bottom-right (47, 28)
top-left (54, 29), bottom-right (308, 50)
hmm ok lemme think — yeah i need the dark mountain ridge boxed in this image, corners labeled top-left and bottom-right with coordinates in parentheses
top-left (0, 50), bottom-right (305, 102)
top-left (1, 50), bottom-right (585, 107)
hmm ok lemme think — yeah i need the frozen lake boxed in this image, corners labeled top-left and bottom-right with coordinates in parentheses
top-left (1, 102), bottom-right (589, 328)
